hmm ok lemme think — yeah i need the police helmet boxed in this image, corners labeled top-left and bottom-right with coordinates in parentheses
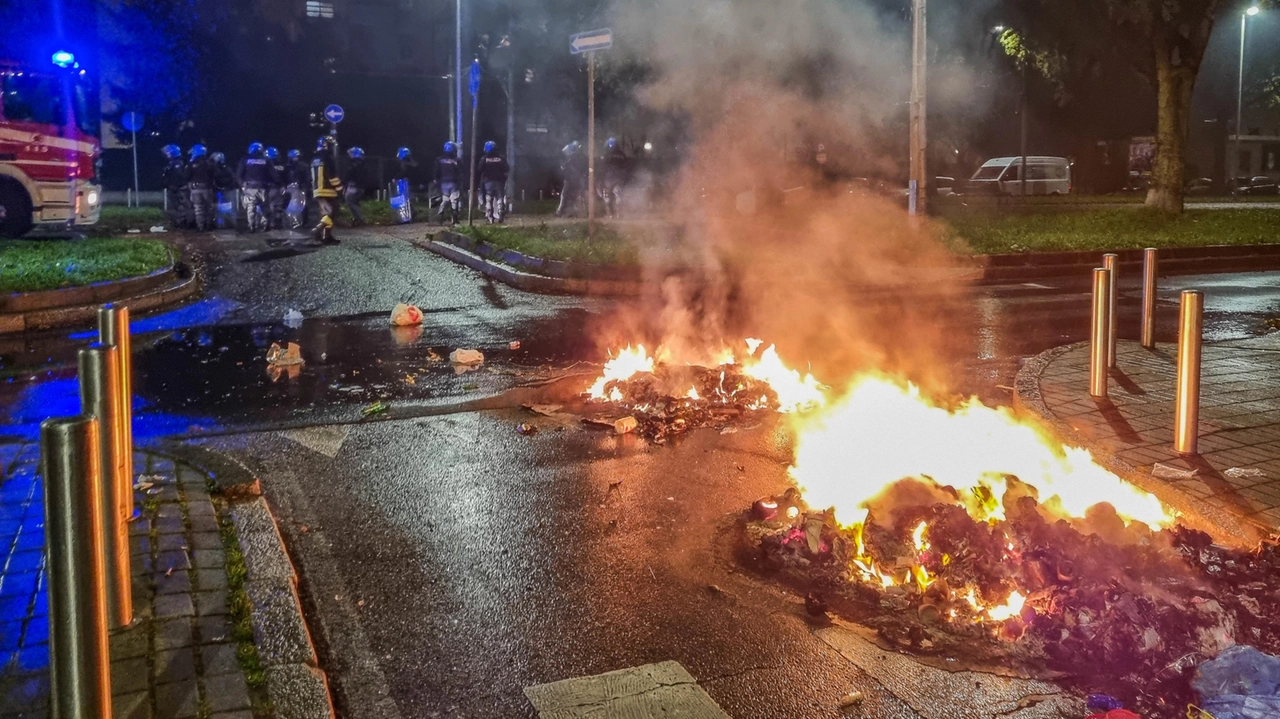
top-left (265, 147), bottom-right (279, 160)
top-left (162, 144), bottom-right (181, 159)
top-left (347, 146), bottom-right (364, 159)
top-left (562, 141), bottom-right (581, 156)
top-left (287, 149), bottom-right (301, 161)
top-left (316, 137), bottom-right (331, 152)
top-left (248, 142), bottom-right (264, 155)
top-left (606, 137), bottom-right (618, 150)
top-left (483, 141), bottom-right (497, 154)
top-left (443, 141), bottom-right (457, 154)
top-left (211, 152), bottom-right (226, 164)
top-left (189, 144), bottom-right (207, 160)
top-left (397, 147), bottom-right (412, 160)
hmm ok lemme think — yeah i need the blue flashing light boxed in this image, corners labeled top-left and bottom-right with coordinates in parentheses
top-left (51, 50), bottom-right (76, 68)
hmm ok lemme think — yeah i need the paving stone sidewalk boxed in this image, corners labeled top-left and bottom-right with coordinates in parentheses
top-left (1018, 334), bottom-right (1280, 531)
top-left (0, 445), bottom-right (257, 718)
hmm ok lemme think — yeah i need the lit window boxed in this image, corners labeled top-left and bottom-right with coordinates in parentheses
top-left (306, 1), bottom-right (334, 18)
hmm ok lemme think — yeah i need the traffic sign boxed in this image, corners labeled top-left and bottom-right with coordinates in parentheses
top-left (324, 104), bottom-right (345, 123)
top-left (121, 112), bottom-right (144, 133)
top-left (570, 28), bottom-right (613, 54)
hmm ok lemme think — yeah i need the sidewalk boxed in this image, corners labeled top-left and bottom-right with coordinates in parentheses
top-left (1016, 334), bottom-right (1280, 535)
top-left (0, 446), bottom-right (260, 718)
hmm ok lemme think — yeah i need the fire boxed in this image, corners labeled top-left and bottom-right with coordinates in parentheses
top-left (789, 374), bottom-right (1173, 531)
top-left (588, 345), bottom-right (655, 399)
top-left (985, 590), bottom-right (1026, 622)
top-left (739, 343), bottom-right (825, 413)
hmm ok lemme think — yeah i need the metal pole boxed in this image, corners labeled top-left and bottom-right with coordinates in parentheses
top-left (448, 61), bottom-right (457, 144)
top-left (98, 305), bottom-right (133, 487)
top-left (78, 344), bottom-right (132, 628)
top-left (1102, 253), bottom-right (1118, 367)
top-left (587, 51), bottom-right (597, 238)
top-left (455, 0), bottom-right (464, 149)
top-left (1174, 290), bottom-right (1204, 455)
top-left (1236, 12), bottom-right (1247, 184)
top-left (467, 71), bottom-right (479, 226)
top-left (41, 416), bottom-right (112, 719)
top-left (131, 128), bottom-right (140, 206)
top-left (908, 0), bottom-right (928, 216)
top-left (1090, 267), bottom-right (1112, 398)
top-left (1141, 248), bottom-right (1158, 348)
top-left (507, 68), bottom-right (516, 215)
top-left (1020, 64), bottom-right (1028, 198)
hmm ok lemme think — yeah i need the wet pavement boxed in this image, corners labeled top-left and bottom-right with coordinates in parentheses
top-left (2, 224), bottom-right (1280, 717)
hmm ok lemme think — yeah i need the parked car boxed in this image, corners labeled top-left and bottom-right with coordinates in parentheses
top-left (1184, 177), bottom-right (1218, 196)
top-left (1230, 176), bottom-right (1280, 197)
top-left (961, 157), bottom-right (1072, 196)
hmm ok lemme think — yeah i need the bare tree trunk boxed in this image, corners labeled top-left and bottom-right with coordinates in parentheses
top-left (1145, 43), bottom-right (1196, 214)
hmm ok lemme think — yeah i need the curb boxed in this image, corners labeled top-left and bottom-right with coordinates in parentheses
top-left (0, 264), bottom-right (177, 314)
top-left (1013, 342), bottom-right (1269, 546)
top-left (0, 270), bottom-right (202, 335)
top-left (158, 442), bottom-right (337, 719)
top-left (977, 243), bottom-right (1280, 283)
top-left (434, 231), bottom-right (641, 282)
top-left (414, 238), bottom-right (644, 296)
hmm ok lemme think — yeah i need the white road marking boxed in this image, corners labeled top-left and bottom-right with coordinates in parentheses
top-left (281, 425), bottom-right (351, 459)
top-left (525, 661), bottom-right (731, 718)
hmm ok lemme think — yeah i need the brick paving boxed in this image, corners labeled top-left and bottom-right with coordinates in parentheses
top-left (1027, 335), bottom-right (1280, 530)
top-left (0, 446), bottom-right (255, 719)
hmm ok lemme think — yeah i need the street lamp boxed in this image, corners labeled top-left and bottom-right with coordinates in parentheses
top-left (1235, 6), bottom-right (1260, 184)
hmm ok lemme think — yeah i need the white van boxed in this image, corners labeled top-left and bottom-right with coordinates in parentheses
top-left (964, 156), bottom-right (1072, 196)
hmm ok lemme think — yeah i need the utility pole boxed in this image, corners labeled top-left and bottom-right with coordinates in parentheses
top-left (1020, 62), bottom-right (1028, 197)
top-left (587, 51), bottom-right (596, 238)
top-left (455, 0), bottom-right (463, 152)
top-left (506, 68), bottom-right (516, 213)
top-left (908, 0), bottom-right (928, 216)
top-left (447, 58), bottom-right (456, 145)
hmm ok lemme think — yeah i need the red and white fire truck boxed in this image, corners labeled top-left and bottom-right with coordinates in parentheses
top-left (0, 56), bottom-right (102, 237)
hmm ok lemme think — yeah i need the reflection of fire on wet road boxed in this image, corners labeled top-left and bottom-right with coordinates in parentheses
top-left (585, 338), bottom-right (1280, 715)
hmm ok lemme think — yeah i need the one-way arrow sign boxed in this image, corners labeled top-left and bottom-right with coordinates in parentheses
top-left (570, 28), bottom-right (613, 54)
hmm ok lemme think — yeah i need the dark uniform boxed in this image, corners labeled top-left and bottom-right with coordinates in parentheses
top-left (343, 151), bottom-right (368, 225)
top-left (478, 145), bottom-right (510, 224)
top-left (434, 145), bottom-right (462, 224)
top-left (284, 151), bottom-right (310, 229)
top-left (211, 153), bottom-right (237, 229)
top-left (161, 146), bottom-right (188, 228)
top-left (392, 148), bottom-right (417, 224)
top-left (236, 144), bottom-right (272, 232)
top-left (601, 143), bottom-right (628, 218)
top-left (265, 148), bottom-right (286, 230)
top-left (186, 148), bottom-right (217, 232)
top-left (310, 140), bottom-right (342, 244)
top-left (556, 143), bottom-right (587, 218)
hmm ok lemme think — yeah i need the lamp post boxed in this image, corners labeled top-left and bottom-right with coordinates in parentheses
top-left (1235, 6), bottom-right (1260, 183)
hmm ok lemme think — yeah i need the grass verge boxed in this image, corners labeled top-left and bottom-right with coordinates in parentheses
top-left (216, 502), bottom-right (273, 718)
top-left (0, 236), bottom-right (172, 293)
top-left (454, 221), bottom-right (640, 266)
top-left (92, 206), bottom-right (168, 235)
top-left (941, 208), bottom-right (1280, 254)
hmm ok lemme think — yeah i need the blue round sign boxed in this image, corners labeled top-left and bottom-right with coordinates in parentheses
top-left (324, 104), bottom-right (345, 123)
top-left (121, 111), bottom-right (144, 133)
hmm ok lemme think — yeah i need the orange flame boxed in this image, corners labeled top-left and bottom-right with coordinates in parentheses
top-left (588, 345), bottom-right (656, 399)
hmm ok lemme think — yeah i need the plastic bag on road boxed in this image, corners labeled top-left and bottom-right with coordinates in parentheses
top-left (1194, 645), bottom-right (1280, 699)
top-left (450, 348), bottom-right (484, 365)
top-left (1201, 696), bottom-right (1280, 719)
top-left (1152, 462), bottom-right (1198, 480)
top-left (266, 342), bottom-right (305, 367)
top-left (284, 309), bottom-right (304, 328)
top-left (390, 303), bottom-right (424, 327)
top-left (1225, 467), bottom-right (1266, 479)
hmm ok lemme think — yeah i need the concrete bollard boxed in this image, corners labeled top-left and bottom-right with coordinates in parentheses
top-left (1174, 290), bottom-right (1204, 455)
top-left (41, 416), bottom-right (113, 719)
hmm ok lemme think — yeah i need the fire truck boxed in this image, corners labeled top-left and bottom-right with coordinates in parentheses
top-left (0, 54), bottom-right (102, 237)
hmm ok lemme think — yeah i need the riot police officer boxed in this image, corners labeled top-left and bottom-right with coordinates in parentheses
top-left (434, 141), bottom-right (462, 225)
top-left (478, 141), bottom-right (510, 224)
top-left (211, 152), bottom-right (237, 229)
top-left (343, 147), bottom-right (368, 226)
top-left (161, 144), bottom-right (188, 229)
top-left (284, 149), bottom-right (310, 230)
top-left (310, 136), bottom-right (342, 244)
top-left (391, 147), bottom-right (417, 224)
top-left (601, 137), bottom-right (628, 218)
top-left (186, 145), bottom-right (217, 232)
top-left (236, 142), bottom-right (272, 232)
top-left (556, 141), bottom-right (586, 218)
top-left (265, 147), bottom-right (286, 230)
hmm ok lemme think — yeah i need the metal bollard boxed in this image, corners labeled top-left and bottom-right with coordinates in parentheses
top-left (1174, 290), bottom-right (1204, 455)
top-left (1090, 267), bottom-right (1112, 398)
top-left (41, 416), bottom-right (113, 719)
top-left (99, 305), bottom-right (133, 487)
top-left (79, 344), bottom-right (133, 628)
top-left (1141, 248), bottom-right (1158, 349)
top-left (1102, 253), bottom-right (1119, 368)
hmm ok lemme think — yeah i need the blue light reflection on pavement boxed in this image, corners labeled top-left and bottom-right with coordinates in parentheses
top-left (0, 375), bottom-right (218, 442)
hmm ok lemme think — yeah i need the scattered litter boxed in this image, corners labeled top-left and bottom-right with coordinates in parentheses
top-left (284, 309), bottom-right (304, 328)
top-left (720, 426), bottom-right (739, 435)
top-left (133, 474), bottom-right (165, 491)
top-left (509, 340), bottom-right (521, 350)
top-left (1087, 694), bottom-right (1126, 712)
top-left (1152, 462), bottom-right (1198, 480)
top-left (462, 383), bottom-right (479, 390)
top-left (1225, 467), bottom-right (1266, 479)
top-left (614, 416), bottom-right (638, 435)
top-left (1084, 711), bottom-right (1141, 719)
top-left (133, 480), bottom-right (155, 492)
top-left (516, 423), bottom-right (538, 436)
top-left (427, 349), bottom-right (442, 362)
top-left (390, 303), bottom-right (424, 327)
top-left (127, 228), bottom-right (142, 234)
top-left (361, 401), bottom-right (389, 417)
top-left (149, 225), bottom-right (168, 233)
top-left (838, 691), bottom-right (864, 709)
top-left (449, 348), bottom-right (484, 365)
top-left (404, 374), bottom-right (416, 385)
top-left (523, 404), bottom-right (563, 417)
top-left (266, 342), bottom-right (305, 367)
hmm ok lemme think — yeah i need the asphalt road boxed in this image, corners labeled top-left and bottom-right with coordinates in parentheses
top-left (3, 224), bottom-right (1280, 717)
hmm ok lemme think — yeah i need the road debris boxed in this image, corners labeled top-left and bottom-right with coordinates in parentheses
top-left (450, 348), bottom-right (484, 365)
top-left (516, 423), bottom-right (538, 436)
top-left (390, 303), bottom-right (424, 326)
top-left (1151, 462), bottom-right (1197, 480)
top-left (284, 309), bottom-right (304, 328)
top-left (1193, 645), bottom-right (1280, 719)
top-left (837, 691), bottom-right (864, 709)
top-left (509, 340), bottom-right (521, 349)
top-left (1224, 467), bottom-right (1265, 479)
top-left (613, 416), bottom-right (638, 434)
top-left (266, 342), bottom-right (305, 367)
top-left (361, 401), bottom-right (389, 417)
top-left (524, 404), bottom-right (564, 417)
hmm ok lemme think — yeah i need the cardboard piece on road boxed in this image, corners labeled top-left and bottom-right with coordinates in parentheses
top-left (281, 425), bottom-right (351, 459)
top-left (524, 661), bottom-right (729, 718)
top-left (816, 621), bottom-right (1081, 719)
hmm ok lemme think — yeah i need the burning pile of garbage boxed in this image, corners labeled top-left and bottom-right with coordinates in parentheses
top-left (740, 374), bottom-right (1280, 716)
top-left (583, 340), bottom-right (824, 442)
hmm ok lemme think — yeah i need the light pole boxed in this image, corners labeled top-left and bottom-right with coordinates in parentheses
top-left (908, 0), bottom-right (928, 216)
top-left (1235, 6), bottom-right (1260, 183)
top-left (455, 0), bottom-right (464, 154)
